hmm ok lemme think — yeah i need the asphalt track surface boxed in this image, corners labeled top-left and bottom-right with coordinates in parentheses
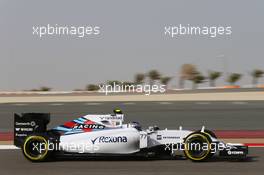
top-left (1, 101), bottom-right (264, 175)
top-left (0, 101), bottom-right (264, 132)
top-left (0, 148), bottom-right (263, 175)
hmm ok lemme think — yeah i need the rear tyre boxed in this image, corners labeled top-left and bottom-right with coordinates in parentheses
top-left (184, 132), bottom-right (213, 162)
top-left (22, 134), bottom-right (51, 162)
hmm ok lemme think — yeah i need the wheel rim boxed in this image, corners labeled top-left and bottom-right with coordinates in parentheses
top-left (184, 134), bottom-right (211, 161)
top-left (23, 136), bottom-right (48, 161)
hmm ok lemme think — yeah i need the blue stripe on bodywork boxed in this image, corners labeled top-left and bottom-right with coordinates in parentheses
top-left (73, 119), bottom-right (83, 124)
top-left (64, 130), bottom-right (84, 135)
top-left (53, 126), bottom-right (72, 132)
top-left (77, 118), bottom-right (87, 122)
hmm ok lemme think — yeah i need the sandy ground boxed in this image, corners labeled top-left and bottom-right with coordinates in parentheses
top-left (0, 92), bottom-right (264, 103)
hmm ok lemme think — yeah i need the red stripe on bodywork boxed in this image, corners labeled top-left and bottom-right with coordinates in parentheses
top-left (214, 130), bottom-right (264, 138)
top-left (63, 121), bottom-right (77, 128)
top-left (82, 120), bottom-right (95, 132)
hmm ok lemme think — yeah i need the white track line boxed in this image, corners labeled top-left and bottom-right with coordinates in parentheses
top-left (158, 102), bottom-right (173, 105)
top-left (0, 145), bottom-right (19, 150)
top-left (84, 103), bottom-right (102, 105)
top-left (49, 103), bottom-right (64, 106)
top-left (232, 101), bottom-right (248, 105)
top-left (195, 102), bottom-right (211, 105)
top-left (122, 102), bottom-right (135, 105)
top-left (11, 103), bottom-right (28, 106)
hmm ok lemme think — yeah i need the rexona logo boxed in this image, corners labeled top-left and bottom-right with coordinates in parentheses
top-left (73, 124), bottom-right (105, 130)
top-left (91, 136), bottom-right (128, 144)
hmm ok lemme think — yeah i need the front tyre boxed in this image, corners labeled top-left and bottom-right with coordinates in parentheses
top-left (195, 129), bottom-right (217, 139)
top-left (184, 132), bottom-right (213, 162)
top-left (22, 135), bottom-right (51, 162)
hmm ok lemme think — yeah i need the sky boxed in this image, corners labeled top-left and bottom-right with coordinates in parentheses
top-left (0, 0), bottom-right (264, 90)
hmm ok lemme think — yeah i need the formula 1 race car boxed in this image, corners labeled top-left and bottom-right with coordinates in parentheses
top-left (14, 109), bottom-right (248, 162)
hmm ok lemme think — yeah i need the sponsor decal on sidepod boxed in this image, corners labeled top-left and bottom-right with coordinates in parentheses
top-left (91, 136), bottom-right (128, 144)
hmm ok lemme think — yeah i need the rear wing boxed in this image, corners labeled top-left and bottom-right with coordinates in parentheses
top-left (14, 113), bottom-right (50, 147)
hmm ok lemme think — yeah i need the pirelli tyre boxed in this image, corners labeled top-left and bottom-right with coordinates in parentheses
top-left (22, 134), bottom-right (52, 162)
top-left (184, 132), bottom-right (213, 162)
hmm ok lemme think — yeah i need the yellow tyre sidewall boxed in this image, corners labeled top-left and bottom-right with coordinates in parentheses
top-left (184, 133), bottom-right (211, 161)
top-left (23, 136), bottom-right (49, 161)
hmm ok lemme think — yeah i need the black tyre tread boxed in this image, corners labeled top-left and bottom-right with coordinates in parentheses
top-left (22, 133), bottom-right (52, 162)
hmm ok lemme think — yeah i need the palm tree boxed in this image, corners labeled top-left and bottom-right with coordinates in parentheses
top-left (160, 76), bottom-right (172, 89)
top-left (251, 69), bottom-right (264, 85)
top-left (190, 72), bottom-right (205, 89)
top-left (227, 73), bottom-right (242, 85)
top-left (208, 71), bottom-right (221, 87)
top-left (86, 84), bottom-right (99, 91)
top-left (148, 70), bottom-right (161, 85)
top-left (179, 64), bottom-right (197, 88)
top-left (39, 86), bottom-right (52, 91)
top-left (134, 73), bottom-right (145, 85)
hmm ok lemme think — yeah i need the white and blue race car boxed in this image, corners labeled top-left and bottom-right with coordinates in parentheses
top-left (14, 109), bottom-right (248, 162)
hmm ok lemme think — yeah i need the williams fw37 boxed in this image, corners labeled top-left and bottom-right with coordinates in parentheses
top-left (14, 109), bottom-right (248, 162)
